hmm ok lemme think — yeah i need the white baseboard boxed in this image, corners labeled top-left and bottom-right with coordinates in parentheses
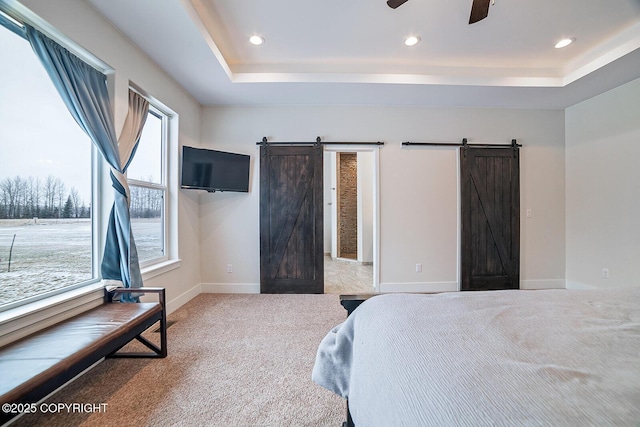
top-left (201, 283), bottom-right (260, 294)
top-left (379, 282), bottom-right (459, 293)
top-left (565, 280), bottom-right (598, 290)
top-left (166, 283), bottom-right (202, 315)
top-left (170, 279), bottom-right (567, 310)
top-left (378, 279), bottom-right (567, 293)
top-left (520, 279), bottom-right (566, 290)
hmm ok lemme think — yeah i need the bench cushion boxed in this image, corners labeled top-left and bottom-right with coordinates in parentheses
top-left (0, 302), bottom-right (161, 404)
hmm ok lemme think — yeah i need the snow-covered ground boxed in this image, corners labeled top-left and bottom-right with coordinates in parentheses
top-left (0, 218), bottom-right (161, 306)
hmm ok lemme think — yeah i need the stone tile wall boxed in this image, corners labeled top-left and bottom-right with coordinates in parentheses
top-left (338, 153), bottom-right (357, 259)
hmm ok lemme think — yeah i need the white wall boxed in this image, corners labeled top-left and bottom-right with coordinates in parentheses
top-left (565, 77), bottom-right (640, 290)
top-left (357, 151), bottom-right (374, 264)
top-left (322, 151), bottom-right (336, 255)
top-left (200, 105), bottom-right (566, 292)
top-left (21, 0), bottom-right (204, 310)
top-left (17, 0), bottom-right (568, 298)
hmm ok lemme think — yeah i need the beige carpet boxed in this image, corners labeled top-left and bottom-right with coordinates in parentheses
top-left (11, 294), bottom-right (347, 427)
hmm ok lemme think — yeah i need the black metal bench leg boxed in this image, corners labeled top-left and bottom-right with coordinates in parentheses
top-left (344, 399), bottom-right (354, 427)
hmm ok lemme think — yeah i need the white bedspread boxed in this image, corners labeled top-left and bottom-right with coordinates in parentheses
top-left (312, 289), bottom-right (640, 426)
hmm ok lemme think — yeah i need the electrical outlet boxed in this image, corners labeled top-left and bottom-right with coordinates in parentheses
top-left (416, 263), bottom-right (422, 273)
top-left (526, 209), bottom-right (532, 218)
top-left (602, 268), bottom-right (609, 279)
top-left (227, 264), bottom-right (233, 273)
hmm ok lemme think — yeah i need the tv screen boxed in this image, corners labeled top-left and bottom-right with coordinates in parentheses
top-left (181, 146), bottom-right (250, 193)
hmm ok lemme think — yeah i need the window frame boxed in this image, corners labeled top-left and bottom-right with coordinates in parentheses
top-left (0, 2), bottom-right (181, 346)
top-left (127, 101), bottom-right (170, 269)
top-left (0, 10), bottom-right (100, 312)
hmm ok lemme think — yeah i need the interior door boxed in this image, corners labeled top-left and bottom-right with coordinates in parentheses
top-left (460, 146), bottom-right (520, 291)
top-left (260, 144), bottom-right (324, 293)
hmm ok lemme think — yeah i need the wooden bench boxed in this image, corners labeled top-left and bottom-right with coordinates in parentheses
top-left (0, 287), bottom-right (166, 425)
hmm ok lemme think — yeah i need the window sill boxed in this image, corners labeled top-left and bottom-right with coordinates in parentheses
top-left (0, 260), bottom-right (181, 347)
top-left (0, 282), bottom-right (104, 346)
top-left (141, 258), bottom-right (182, 281)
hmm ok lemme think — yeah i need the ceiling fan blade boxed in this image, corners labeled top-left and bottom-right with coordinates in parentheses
top-left (469, 0), bottom-right (490, 24)
top-left (387, 0), bottom-right (409, 9)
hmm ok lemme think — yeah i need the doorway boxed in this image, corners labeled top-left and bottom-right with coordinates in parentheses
top-left (259, 143), bottom-right (380, 294)
top-left (324, 148), bottom-right (379, 294)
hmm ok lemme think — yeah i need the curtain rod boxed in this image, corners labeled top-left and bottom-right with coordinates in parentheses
top-left (256, 137), bottom-right (384, 146)
top-left (0, 10), bottom-right (26, 39)
top-left (402, 138), bottom-right (522, 148)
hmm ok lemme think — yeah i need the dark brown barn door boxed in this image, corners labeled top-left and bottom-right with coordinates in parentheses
top-left (260, 145), bottom-right (324, 294)
top-left (461, 147), bottom-right (520, 291)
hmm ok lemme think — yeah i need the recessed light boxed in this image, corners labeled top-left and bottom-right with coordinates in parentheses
top-left (404, 35), bottom-right (421, 47)
top-left (555, 38), bottom-right (575, 49)
top-left (249, 35), bottom-right (264, 46)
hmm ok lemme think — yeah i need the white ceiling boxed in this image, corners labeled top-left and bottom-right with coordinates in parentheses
top-left (86, 0), bottom-right (640, 108)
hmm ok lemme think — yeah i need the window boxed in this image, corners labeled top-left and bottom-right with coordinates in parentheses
top-left (0, 5), bottom-right (179, 321)
top-left (0, 15), bottom-right (96, 310)
top-left (127, 106), bottom-right (168, 266)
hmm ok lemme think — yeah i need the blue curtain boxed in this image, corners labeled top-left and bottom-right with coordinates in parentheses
top-left (25, 26), bottom-right (146, 301)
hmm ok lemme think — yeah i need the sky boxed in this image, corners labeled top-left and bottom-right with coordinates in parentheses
top-left (0, 25), bottom-right (91, 203)
top-left (0, 22), bottom-right (161, 206)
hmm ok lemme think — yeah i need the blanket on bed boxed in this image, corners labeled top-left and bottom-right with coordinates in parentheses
top-left (312, 289), bottom-right (640, 426)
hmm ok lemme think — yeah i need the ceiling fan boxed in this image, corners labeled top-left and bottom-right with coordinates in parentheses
top-left (387, 0), bottom-right (492, 24)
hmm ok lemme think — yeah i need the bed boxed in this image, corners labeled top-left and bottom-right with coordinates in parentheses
top-left (312, 289), bottom-right (640, 426)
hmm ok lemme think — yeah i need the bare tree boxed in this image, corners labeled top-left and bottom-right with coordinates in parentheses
top-left (130, 185), bottom-right (141, 218)
top-left (70, 187), bottom-right (81, 218)
top-left (0, 181), bottom-right (6, 218)
top-left (55, 178), bottom-right (66, 218)
top-left (44, 175), bottom-right (56, 215)
top-left (0, 174), bottom-right (92, 220)
top-left (13, 176), bottom-right (25, 218)
top-left (29, 176), bottom-right (42, 217)
top-left (25, 180), bottom-right (33, 216)
top-left (0, 177), bottom-right (16, 218)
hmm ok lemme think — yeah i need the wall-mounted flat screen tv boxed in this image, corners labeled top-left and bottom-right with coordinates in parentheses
top-left (180, 146), bottom-right (250, 193)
